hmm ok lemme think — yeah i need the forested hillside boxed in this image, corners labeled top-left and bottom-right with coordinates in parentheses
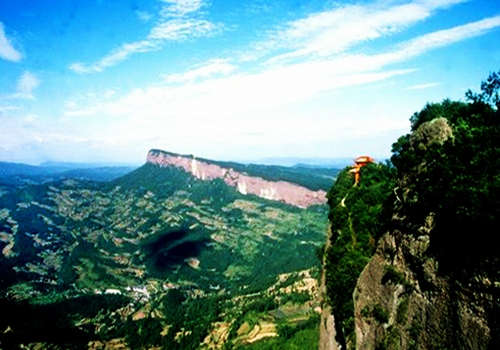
top-left (0, 157), bottom-right (333, 349)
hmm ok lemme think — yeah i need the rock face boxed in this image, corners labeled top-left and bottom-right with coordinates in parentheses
top-left (353, 223), bottom-right (496, 350)
top-left (352, 118), bottom-right (498, 349)
top-left (319, 227), bottom-right (340, 350)
top-left (146, 149), bottom-right (327, 208)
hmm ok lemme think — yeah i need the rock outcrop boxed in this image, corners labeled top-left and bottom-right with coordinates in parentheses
top-left (353, 220), bottom-right (497, 349)
top-left (146, 149), bottom-right (327, 208)
top-left (319, 226), bottom-right (340, 350)
top-left (352, 118), bottom-right (498, 349)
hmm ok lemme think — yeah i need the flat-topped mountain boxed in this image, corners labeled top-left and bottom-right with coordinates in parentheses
top-left (147, 149), bottom-right (329, 208)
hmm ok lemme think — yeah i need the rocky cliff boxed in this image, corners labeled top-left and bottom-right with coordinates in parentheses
top-left (146, 149), bottom-right (327, 208)
top-left (352, 116), bottom-right (499, 349)
top-left (353, 226), bottom-right (497, 350)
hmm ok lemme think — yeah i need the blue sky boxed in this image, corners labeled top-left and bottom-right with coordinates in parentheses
top-left (0, 0), bottom-right (499, 164)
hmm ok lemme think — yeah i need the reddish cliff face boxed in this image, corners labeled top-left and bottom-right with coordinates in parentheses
top-left (146, 150), bottom-right (327, 208)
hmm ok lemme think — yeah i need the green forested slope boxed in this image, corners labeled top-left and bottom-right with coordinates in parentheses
top-left (0, 161), bottom-right (329, 349)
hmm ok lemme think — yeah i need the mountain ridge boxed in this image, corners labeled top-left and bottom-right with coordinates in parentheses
top-left (147, 149), bottom-right (330, 208)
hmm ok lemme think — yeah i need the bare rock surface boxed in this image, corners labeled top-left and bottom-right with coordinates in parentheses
top-left (147, 150), bottom-right (327, 208)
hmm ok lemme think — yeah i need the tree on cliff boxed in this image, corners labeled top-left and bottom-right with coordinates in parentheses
top-left (391, 71), bottom-right (500, 269)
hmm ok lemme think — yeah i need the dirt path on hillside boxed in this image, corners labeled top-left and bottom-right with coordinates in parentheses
top-left (319, 225), bottom-right (340, 350)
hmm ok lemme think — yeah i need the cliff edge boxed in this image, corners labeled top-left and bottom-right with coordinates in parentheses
top-left (352, 111), bottom-right (499, 349)
top-left (146, 149), bottom-right (327, 208)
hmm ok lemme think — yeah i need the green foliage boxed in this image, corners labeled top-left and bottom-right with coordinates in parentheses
top-left (240, 327), bottom-right (318, 350)
top-left (0, 158), bottom-right (329, 349)
top-left (123, 317), bottom-right (163, 349)
top-left (239, 315), bottom-right (319, 350)
top-left (391, 72), bottom-right (500, 270)
top-left (466, 71), bottom-right (500, 109)
top-left (323, 73), bottom-right (499, 350)
top-left (361, 304), bottom-right (389, 324)
top-left (396, 297), bottom-right (410, 325)
top-left (376, 325), bottom-right (401, 350)
top-left (408, 318), bottom-right (424, 350)
top-left (157, 292), bottom-right (223, 349)
top-left (226, 294), bottom-right (280, 342)
top-left (408, 99), bottom-right (467, 131)
top-left (361, 306), bottom-right (371, 318)
top-left (382, 265), bottom-right (413, 291)
top-left (275, 273), bottom-right (301, 290)
top-left (325, 163), bottom-right (395, 345)
top-left (372, 304), bottom-right (389, 324)
top-left (279, 291), bottom-right (311, 305)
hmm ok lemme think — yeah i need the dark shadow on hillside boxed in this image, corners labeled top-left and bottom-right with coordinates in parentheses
top-left (141, 228), bottom-right (210, 273)
top-left (0, 294), bottom-right (130, 349)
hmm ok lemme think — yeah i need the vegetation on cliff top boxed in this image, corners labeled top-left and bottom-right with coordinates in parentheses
top-left (392, 72), bottom-right (499, 269)
top-left (325, 163), bottom-right (395, 345)
top-left (149, 149), bottom-right (339, 191)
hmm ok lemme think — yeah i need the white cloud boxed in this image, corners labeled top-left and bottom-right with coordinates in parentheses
top-left (386, 15), bottom-right (500, 60)
top-left (16, 72), bottom-right (40, 98)
top-left (0, 22), bottom-right (22, 62)
top-left (1, 72), bottom-right (41, 100)
top-left (69, 40), bottom-right (157, 73)
top-left (160, 0), bottom-right (205, 17)
top-left (70, 0), bottom-right (218, 73)
top-left (0, 105), bottom-right (21, 113)
top-left (312, 15), bottom-right (500, 74)
top-left (148, 18), bottom-right (216, 40)
top-left (23, 114), bottom-right (39, 124)
top-left (63, 88), bottom-right (120, 117)
top-left (255, 0), bottom-right (468, 63)
top-left (136, 11), bottom-right (153, 22)
top-left (61, 14), bottom-right (500, 160)
top-left (163, 59), bottom-right (236, 83)
top-left (406, 82), bottom-right (441, 90)
top-left (12, 0), bottom-right (490, 162)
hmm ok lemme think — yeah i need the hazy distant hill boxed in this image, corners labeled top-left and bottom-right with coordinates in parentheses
top-left (259, 156), bottom-right (354, 168)
top-left (40, 161), bottom-right (138, 171)
top-left (0, 161), bottom-right (58, 177)
top-left (0, 161), bottom-right (137, 185)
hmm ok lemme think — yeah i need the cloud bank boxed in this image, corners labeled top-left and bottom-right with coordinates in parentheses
top-left (0, 22), bottom-right (22, 62)
top-left (69, 0), bottom-right (219, 73)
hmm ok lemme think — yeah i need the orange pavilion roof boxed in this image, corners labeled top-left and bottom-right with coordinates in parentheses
top-left (354, 156), bottom-right (375, 164)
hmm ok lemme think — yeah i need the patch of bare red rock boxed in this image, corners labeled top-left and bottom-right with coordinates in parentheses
top-left (147, 150), bottom-right (327, 208)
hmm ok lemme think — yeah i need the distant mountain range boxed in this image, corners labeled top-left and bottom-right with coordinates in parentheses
top-left (0, 161), bottom-right (138, 185)
top-left (258, 156), bottom-right (354, 168)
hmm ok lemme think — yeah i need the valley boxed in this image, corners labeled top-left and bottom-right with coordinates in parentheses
top-left (0, 152), bottom-right (338, 349)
